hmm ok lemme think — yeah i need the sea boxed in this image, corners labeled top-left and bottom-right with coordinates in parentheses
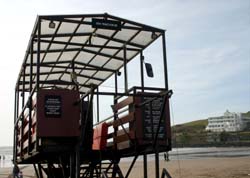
top-left (0, 146), bottom-right (13, 168)
top-left (0, 146), bottom-right (250, 168)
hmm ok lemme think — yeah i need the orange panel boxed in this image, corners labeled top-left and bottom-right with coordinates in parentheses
top-left (92, 123), bottom-right (108, 150)
top-left (93, 122), bottom-right (108, 139)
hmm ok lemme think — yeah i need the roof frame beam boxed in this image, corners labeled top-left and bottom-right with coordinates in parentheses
top-left (29, 63), bottom-right (115, 76)
top-left (18, 80), bottom-right (92, 88)
top-left (64, 71), bottom-right (105, 82)
top-left (33, 32), bottom-right (92, 38)
top-left (107, 13), bottom-right (165, 32)
top-left (32, 39), bottom-right (140, 52)
top-left (33, 47), bottom-right (140, 54)
top-left (25, 60), bottom-right (71, 66)
top-left (23, 70), bottom-right (66, 76)
top-left (95, 33), bottom-right (144, 49)
top-left (27, 60), bottom-right (116, 73)
top-left (34, 39), bottom-right (124, 61)
top-left (73, 61), bottom-right (116, 72)
top-left (39, 13), bottom-right (105, 19)
top-left (41, 61), bottom-right (115, 73)
top-left (41, 16), bottom-right (164, 33)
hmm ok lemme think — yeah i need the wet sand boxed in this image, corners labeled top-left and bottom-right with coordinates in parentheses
top-left (1, 157), bottom-right (250, 178)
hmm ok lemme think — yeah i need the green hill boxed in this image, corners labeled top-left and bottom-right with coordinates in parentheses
top-left (173, 111), bottom-right (250, 133)
top-left (173, 119), bottom-right (208, 133)
top-left (172, 119), bottom-right (208, 147)
top-left (242, 111), bottom-right (250, 118)
top-left (171, 111), bottom-right (250, 147)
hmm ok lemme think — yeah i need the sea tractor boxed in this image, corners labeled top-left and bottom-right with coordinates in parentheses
top-left (13, 13), bottom-right (173, 178)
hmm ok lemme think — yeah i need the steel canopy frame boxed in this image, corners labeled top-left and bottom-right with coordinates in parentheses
top-left (13, 13), bottom-right (171, 178)
top-left (15, 13), bottom-right (165, 94)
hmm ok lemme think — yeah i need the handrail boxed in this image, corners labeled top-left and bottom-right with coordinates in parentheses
top-left (135, 90), bottom-right (172, 108)
top-left (129, 86), bottom-right (166, 92)
top-left (161, 168), bottom-right (172, 178)
top-left (93, 107), bottom-right (129, 126)
top-left (95, 90), bottom-right (173, 126)
top-left (115, 86), bottom-right (166, 100)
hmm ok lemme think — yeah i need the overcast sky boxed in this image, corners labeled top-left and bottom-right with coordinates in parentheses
top-left (0, 0), bottom-right (249, 146)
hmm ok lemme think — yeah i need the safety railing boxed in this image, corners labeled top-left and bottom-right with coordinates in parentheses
top-left (16, 93), bottom-right (37, 158)
top-left (92, 86), bottom-right (172, 152)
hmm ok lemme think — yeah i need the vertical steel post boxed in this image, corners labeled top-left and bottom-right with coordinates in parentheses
top-left (153, 93), bottom-right (170, 177)
top-left (16, 89), bottom-right (20, 161)
top-left (16, 89), bottom-right (20, 160)
top-left (96, 87), bottom-right (99, 123)
top-left (157, 31), bottom-right (169, 178)
top-left (115, 72), bottom-right (118, 95)
top-left (140, 51), bottom-right (148, 178)
top-left (143, 155), bottom-right (147, 178)
top-left (14, 91), bottom-right (17, 123)
top-left (162, 32), bottom-right (168, 90)
top-left (123, 45), bottom-right (128, 93)
top-left (140, 52), bottom-right (144, 89)
top-left (75, 147), bottom-right (80, 178)
top-left (155, 150), bottom-right (159, 178)
top-left (36, 17), bottom-right (41, 90)
top-left (22, 69), bottom-right (25, 108)
top-left (21, 68), bottom-right (25, 158)
top-left (28, 39), bottom-right (33, 153)
top-left (13, 90), bottom-right (17, 162)
top-left (17, 89), bottom-right (19, 119)
top-left (36, 17), bottom-right (41, 150)
top-left (114, 72), bottom-right (118, 106)
top-left (114, 72), bottom-right (118, 150)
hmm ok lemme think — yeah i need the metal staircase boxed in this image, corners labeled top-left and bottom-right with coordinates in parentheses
top-left (80, 160), bottom-right (124, 178)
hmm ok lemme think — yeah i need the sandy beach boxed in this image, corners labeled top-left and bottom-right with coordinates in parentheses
top-left (120, 157), bottom-right (250, 178)
top-left (0, 157), bottom-right (249, 178)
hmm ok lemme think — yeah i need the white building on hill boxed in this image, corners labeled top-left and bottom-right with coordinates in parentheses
top-left (206, 110), bottom-right (246, 132)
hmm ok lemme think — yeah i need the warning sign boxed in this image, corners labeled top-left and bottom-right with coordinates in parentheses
top-left (143, 96), bottom-right (166, 140)
top-left (44, 95), bottom-right (62, 118)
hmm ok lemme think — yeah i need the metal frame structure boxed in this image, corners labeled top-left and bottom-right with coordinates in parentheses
top-left (13, 13), bottom-right (172, 178)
